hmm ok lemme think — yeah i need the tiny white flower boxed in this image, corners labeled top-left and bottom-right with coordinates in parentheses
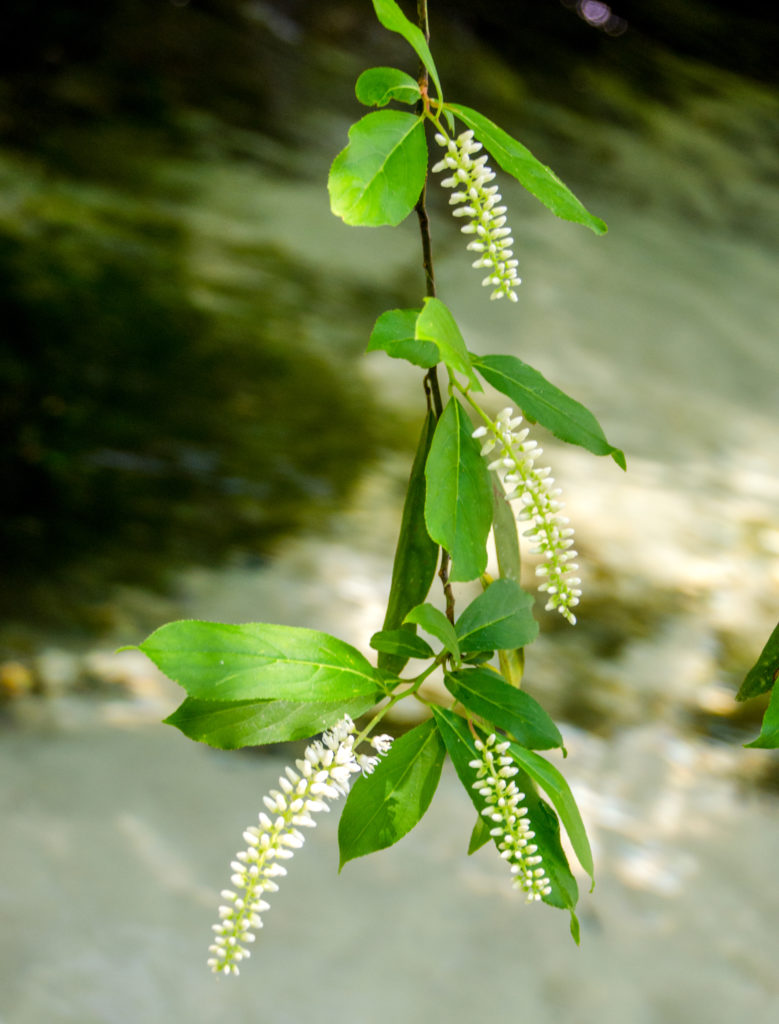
top-left (471, 733), bottom-right (552, 902)
top-left (473, 408), bottom-right (582, 624)
top-left (432, 130), bottom-right (520, 301)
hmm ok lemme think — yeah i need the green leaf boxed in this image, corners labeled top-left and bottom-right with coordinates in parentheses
top-left (454, 578), bottom-right (538, 653)
top-left (138, 620), bottom-right (385, 702)
top-left (507, 743), bottom-right (594, 886)
top-left (431, 707), bottom-right (579, 916)
top-left (497, 646), bottom-right (524, 689)
top-left (163, 694), bottom-right (377, 750)
top-left (356, 66), bottom-right (421, 107)
top-left (491, 479), bottom-right (521, 584)
top-left (462, 650), bottom-right (495, 666)
top-left (415, 298), bottom-right (481, 389)
top-left (467, 813), bottom-right (492, 855)
top-left (338, 718), bottom-right (446, 867)
top-left (519, 778), bottom-right (580, 921)
top-left (424, 397), bottom-right (493, 582)
top-left (447, 103), bottom-right (607, 235)
top-left (736, 621), bottom-right (779, 701)
top-left (473, 354), bottom-right (626, 469)
top-left (370, 629), bottom-right (435, 661)
top-left (370, 0), bottom-right (443, 101)
top-left (378, 411), bottom-right (440, 675)
top-left (490, 482), bottom-right (526, 686)
top-left (444, 667), bottom-right (564, 751)
top-left (328, 110), bottom-right (427, 227)
top-left (367, 308), bottom-right (438, 368)
top-left (403, 603), bottom-right (460, 665)
top-left (744, 681), bottom-right (779, 749)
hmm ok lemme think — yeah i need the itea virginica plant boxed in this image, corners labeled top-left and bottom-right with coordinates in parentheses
top-left (131, 0), bottom-right (627, 970)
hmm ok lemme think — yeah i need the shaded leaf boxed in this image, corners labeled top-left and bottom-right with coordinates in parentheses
top-left (467, 813), bottom-right (492, 855)
top-left (491, 479), bottom-right (521, 583)
top-left (736, 621), bottom-right (779, 701)
top-left (473, 353), bottom-right (626, 469)
top-left (462, 650), bottom-right (495, 666)
top-left (163, 694), bottom-right (377, 750)
top-left (367, 308), bottom-right (438, 367)
top-left (338, 718), bottom-right (445, 867)
top-left (138, 620), bottom-right (385, 702)
top-left (455, 578), bottom-right (538, 653)
top-left (328, 110), bottom-right (427, 227)
top-left (404, 602), bottom-right (460, 665)
top-left (447, 103), bottom-right (607, 235)
top-left (370, 629), bottom-right (435, 661)
top-left (445, 667), bottom-right (564, 751)
top-left (497, 647), bottom-right (524, 688)
top-left (424, 397), bottom-right (493, 582)
top-left (379, 411), bottom-right (440, 675)
top-left (356, 66), bottom-right (421, 107)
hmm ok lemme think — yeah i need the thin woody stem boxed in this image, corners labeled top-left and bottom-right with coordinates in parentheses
top-left (415, 0), bottom-right (455, 624)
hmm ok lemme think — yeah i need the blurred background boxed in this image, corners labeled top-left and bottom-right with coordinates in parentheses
top-left (1, 1), bottom-right (777, 1021)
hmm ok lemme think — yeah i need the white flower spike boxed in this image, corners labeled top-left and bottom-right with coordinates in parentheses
top-left (469, 733), bottom-right (552, 902)
top-left (473, 407), bottom-right (582, 624)
top-left (207, 716), bottom-right (392, 976)
top-left (432, 129), bottom-right (520, 301)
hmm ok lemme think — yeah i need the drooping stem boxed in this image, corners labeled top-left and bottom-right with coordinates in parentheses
top-left (417, 0), bottom-right (429, 39)
top-left (415, 0), bottom-right (455, 624)
top-left (416, 189), bottom-right (437, 302)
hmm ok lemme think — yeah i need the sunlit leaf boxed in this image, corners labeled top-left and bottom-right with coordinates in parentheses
top-left (415, 297), bottom-right (481, 389)
top-left (473, 353), bottom-right (626, 469)
top-left (447, 103), bottom-right (607, 235)
top-left (424, 397), bottom-right (493, 582)
top-left (370, 0), bottom-right (443, 100)
top-left (329, 110), bottom-right (427, 226)
top-left (138, 620), bottom-right (385, 702)
top-left (356, 66), bottom-right (421, 107)
top-left (338, 718), bottom-right (445, 867)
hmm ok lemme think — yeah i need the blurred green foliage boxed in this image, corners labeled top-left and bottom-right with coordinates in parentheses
top-left (0, 158), bottom-right (398, 621)
top-left (0, 0), bottom-right (773, 624)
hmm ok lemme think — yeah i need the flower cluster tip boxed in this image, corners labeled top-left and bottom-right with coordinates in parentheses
top-left (470, 733), bottom-right (551, 902)
top-left (473, 407), bottom-right (581, 624)
top-left (207, 716), bottom-right (392, 976)
top-left (432, 129), bottom-right (520, 301)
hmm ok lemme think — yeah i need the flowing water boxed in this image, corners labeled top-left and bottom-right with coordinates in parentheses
top-left (1, 19), bottom-right (778, 1024)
